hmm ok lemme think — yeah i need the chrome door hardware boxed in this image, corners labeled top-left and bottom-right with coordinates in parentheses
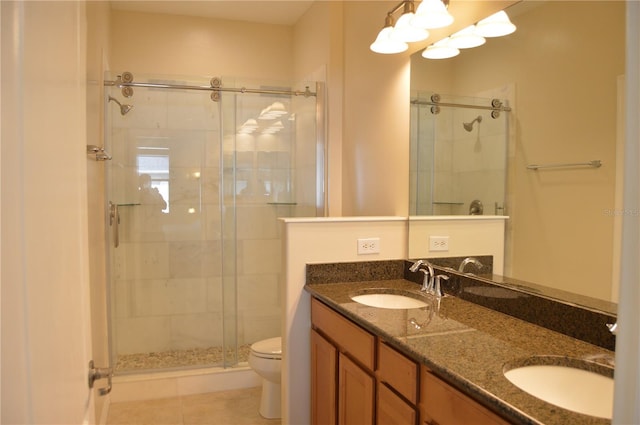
top-left (109, 201), bottom-right (120, 248)
top-left (86, 145), bottom-right (112, 161)
top-left (88, 360), bottom-right (112, 396)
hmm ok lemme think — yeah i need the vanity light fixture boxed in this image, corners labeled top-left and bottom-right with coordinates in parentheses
top-left (412, 0), bottom-right (454, 29)
top-left (370, 0), bottom-right (454, 54)
top-left (370, 13), bottom-right (409, 54)
top-left (421, 37), bottom-right (460, 59)
top-left (390, 1), bottom-right (429, 43)
top-left (475, 10), bottom-right (517, 38)
top-left (448, 25), bottom-right (486, 49)
top-left (238, 118), bottom-right (259, 134)
top-left (258, 102), bottom-right (288, 120)
top-left (421, 9), bottom-right (516, 60)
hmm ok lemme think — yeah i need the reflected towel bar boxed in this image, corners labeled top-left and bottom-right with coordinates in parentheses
top-left (527, 160), bottom-right (602, 170)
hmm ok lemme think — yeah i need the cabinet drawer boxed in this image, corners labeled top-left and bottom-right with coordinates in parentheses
top-left (420, 367), bottom-right (510, 425)
top-left (311, 298), bottom-right (375, 370)
top-left (377, 340), bottom-right (418, 404)
top-left (377, 382), bottom-right (417, 425)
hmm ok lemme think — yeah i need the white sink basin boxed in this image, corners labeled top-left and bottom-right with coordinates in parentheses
top-left (350, 293), bottom-right (428, 309)
top-left (504, 364), bottom-right (614, 419)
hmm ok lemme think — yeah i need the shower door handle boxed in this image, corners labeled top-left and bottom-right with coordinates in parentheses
top-left (109, 201), bottom-right (120, 248)
top-left (88, 360), bottom-right (113, 396)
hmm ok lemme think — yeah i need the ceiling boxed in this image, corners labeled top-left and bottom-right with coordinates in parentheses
top-left (109, 0), bottom-right (316, 26)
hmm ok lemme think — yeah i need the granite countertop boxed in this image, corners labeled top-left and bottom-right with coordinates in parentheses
top-left (305, 279), bottom-right (615, 425)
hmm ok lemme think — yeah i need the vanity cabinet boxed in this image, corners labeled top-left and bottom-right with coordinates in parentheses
top-left (377, 382), bottom-right (417, 424)
top-left (419, 366), bottom-right (510, 425)
top-left (310, 329), bottom-right (337, 425)
top-left (311, 297), bottom-right (510, 425)
top-left (311, 298), bottom-right (375, 424)
top-left (377, 340), bottom-right (419, 424)
top-left (338, 352), bottom-right (375, 424)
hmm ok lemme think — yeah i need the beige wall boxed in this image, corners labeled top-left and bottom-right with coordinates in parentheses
top-left (342, 2), bottom-right (411, 216)
top-left (293, 2), bottom-right (345, 215)
top-left (110, 10), bottom-right (293, 80)
top-left (410, 1), bottom-right (624, 300)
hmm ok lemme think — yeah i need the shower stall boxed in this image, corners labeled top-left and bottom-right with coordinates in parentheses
top-left (104, 72), bottom-right (323, 374)
top-left (410, 91), bottom-right (510, 216)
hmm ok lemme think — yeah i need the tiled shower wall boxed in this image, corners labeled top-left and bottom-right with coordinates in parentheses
top-left (108, 80), bottom-right (311, 359)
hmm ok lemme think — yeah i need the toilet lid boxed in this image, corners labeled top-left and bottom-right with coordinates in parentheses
top-left (250, 337), bottom-right (282, 358)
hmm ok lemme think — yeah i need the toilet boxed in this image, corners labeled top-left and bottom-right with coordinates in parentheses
top-left (248, 336), bottom-right (282, 419)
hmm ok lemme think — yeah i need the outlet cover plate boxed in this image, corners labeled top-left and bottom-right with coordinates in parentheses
top-left (429, 236), bottom-right (449, 252)
top-left (357, 238), bottom-right (380, 255)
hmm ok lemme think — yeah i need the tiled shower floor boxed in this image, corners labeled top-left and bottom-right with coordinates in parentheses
top-left (115, 344), bottom-right (252, 372)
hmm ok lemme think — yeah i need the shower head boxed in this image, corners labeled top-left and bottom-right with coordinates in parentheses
top-left (108, 96), bottom-right (134, 116)
top-left (463, 115), bottom-right (483, 132)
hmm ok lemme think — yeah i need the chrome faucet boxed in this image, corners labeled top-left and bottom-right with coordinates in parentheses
top-left (409, 259), bottom-right (424, 272)
top-left (433, 275), bottom-right (449, 298)
top-left (410, 259), bottom-right (434, 292)
top-left (458, 257), bottom-right (484, 273)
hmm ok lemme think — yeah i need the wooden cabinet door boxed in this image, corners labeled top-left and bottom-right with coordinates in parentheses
top-left (377, 383), bottom-right (417, 425)
top-left (420, 368), bottom-right (510, 425)
top-left (339, 353), bottom-right (375, 425)
top-left (311, 329), bottom-right (338, 425)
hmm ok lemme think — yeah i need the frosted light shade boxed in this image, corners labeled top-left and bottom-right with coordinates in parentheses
top-left (269, 102), bottom-right (287, 116)
top-left (475, 10), bottom-right (516, 37)
top-left (412, 0), bottom-right (454, 29)
top-left (449, 25), bottom-right (486, 49)
top-left (370, 27), bottom-right (409, 54)
top-left (390, 12), bottom-right (429, 43)
top-left (422, 38), bottom-right (459, 59)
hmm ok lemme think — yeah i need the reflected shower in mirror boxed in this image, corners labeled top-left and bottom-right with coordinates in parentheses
top-left (410, 92), bottom-right (509, 216)
top-left (409, 0), bottom-right (625, 305)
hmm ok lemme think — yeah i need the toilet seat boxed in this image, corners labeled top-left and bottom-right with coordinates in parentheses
top-left (250, 337), bottom-right (282, 360)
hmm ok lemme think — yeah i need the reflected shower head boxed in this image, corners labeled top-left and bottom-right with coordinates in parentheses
top-left (463, 115), bottom-right (482, 132)
top-left (108, 96), bottom-right (134, 116)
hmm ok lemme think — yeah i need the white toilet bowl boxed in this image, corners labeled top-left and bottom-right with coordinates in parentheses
top-left (248, 337), bottom-right (282, 419)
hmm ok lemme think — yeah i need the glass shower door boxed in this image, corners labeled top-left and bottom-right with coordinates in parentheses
top-left (218, 78), bottom-right (319, 364)
top-left (106, 74), bottom-right (230, 372)
top-left (105, 73), bottom-right (321, 374)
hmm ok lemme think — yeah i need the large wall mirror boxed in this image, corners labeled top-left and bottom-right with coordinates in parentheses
top-left (409, 0), bottom-right (625, 305)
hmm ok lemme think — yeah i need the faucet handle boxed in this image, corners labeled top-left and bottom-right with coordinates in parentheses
top-left (433, 274), bottom-right (449, 297)
top-left (420, 268), bottom-right (432, 292)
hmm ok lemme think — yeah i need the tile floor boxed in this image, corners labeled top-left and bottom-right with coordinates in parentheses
top-left (107, 387), bottom-right (280, 425)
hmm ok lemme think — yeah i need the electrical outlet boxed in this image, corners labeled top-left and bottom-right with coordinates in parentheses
top-left (357, 238), bottom-right (380, 255)
top-left (429, 236), bottom-right (449, 252)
